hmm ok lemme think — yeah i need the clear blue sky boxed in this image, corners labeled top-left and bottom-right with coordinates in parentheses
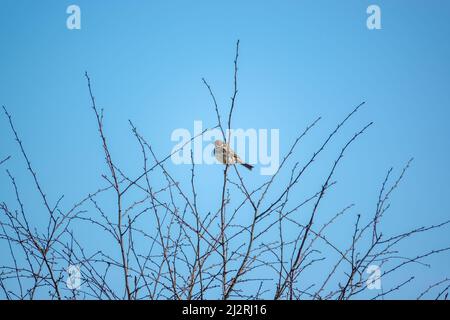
top-left (0, 0), bottom-right (449, 299)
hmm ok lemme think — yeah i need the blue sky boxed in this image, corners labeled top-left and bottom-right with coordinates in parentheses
top-left (0, 0), bottom-right (449, 299)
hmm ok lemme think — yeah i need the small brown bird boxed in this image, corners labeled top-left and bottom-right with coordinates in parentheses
top-left (214, 140), bottom-right (253, 171)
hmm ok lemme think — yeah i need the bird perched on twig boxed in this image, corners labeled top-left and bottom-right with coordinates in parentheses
top-left (214, 140), bottom-right (253, 171)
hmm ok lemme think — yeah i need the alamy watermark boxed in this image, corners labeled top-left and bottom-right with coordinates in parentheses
top-left (66, 5), bottom-right (81, 30)
top-left (66, 264), bottom-right (81, 290)
top-left (367, 4), bottom-right (382, 30)
top-left (171, 121), bottom-right (280, 175)
top-left (366, 264), bottom-right (382, 290)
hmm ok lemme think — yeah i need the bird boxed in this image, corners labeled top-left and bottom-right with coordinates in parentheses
top-left (214, 140), bottom-right (253, 171)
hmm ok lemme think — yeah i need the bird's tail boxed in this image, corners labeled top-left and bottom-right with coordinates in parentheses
top-left (241, 163), bottom-right (254, 171)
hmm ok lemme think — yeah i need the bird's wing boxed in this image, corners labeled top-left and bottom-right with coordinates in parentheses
top-left (221, 145), bottom-right (237, 164)
top-left (215, 146), bottom-right (228, 164)
top-left (226, 145), bottom-right (244, 164)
